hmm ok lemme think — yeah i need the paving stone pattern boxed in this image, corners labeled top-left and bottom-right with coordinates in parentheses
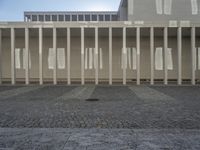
top-left (0, 85), bottom-right (200, 129)
top-left (0, 85), bottom-right (200, 149)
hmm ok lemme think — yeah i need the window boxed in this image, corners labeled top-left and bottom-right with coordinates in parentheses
top-left (164, 0), bottom-right (172, 15)
top-left (52, 15), bottom-right (57, 21)
top-left (112, 15), bottom-right (118, 21)
top-left (48, 48), bottom-right (55, 69)
top-left (191, 0), bottom-right (198, 15)
top-left (72, 15), bottom-right (77, 21)
top-left (78, 15), bottom-right (84, 21)
top-left (45, 15), bottom-right (51, 21)
top-left (89, 48), bottom-right (93, 69)
top-left (155, 47), bottom-right (163, 70)
top-left (32, 15), bottom-right (37, 21)
top-left (57, 48), bottom-right (65, 69)
top-left (132, 48), bottom-right (137, 70)
top-left (48, 48), bottom-right (65, 69)
top-left (85, 15), bottom-right (90, 21)
top-left (23, 48), bottom-right (31, 69)
top-left (156, 0), bottom-right (163, 14)
top-left (155, 0), bottom-right (172, 15)
top-left (167, 48), bottom-right (173, 70)
top-left (15, 48), bottom-right (21, 69)
top-left (59, 15), bottom-right (64, 21)
top-left (99, 15), bottom-right (104, 21)
top-left (65, 15), bottom-right (70, 21)
top-left (121, 48), bottom-right (137, 70)
top-left (105, 15), bottom-right (110, 21)
top-left (92, 15), bottom-right (97, 21)
top-left (155, 47), bottom-right (173, 70)
top-left (39, 15), bottom-right (44, 21)
top-left (84, 48), bottom-right (103, 70)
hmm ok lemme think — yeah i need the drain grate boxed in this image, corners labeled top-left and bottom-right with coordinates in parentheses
top-left (85, 98), bottom-right (99, 102)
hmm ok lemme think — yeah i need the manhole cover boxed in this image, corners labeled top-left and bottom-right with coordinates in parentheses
top-left (85, 98), bottom-right (99, 102)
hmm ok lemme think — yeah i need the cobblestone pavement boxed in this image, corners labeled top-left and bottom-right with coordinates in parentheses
top-left (0, 85), bottom-right (200, 149)
top-left (0, 128), bottom-right (200, 150)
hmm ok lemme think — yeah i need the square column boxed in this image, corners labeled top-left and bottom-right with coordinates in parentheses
top-left (53, 28), bottom-right (57, 85)
top-left (164, 27), bottom-right (168, 85)
top-left (109, 27), bottom-right (112, 85)
top-left (81, 27), bottom-right (85, 85)
top-left (25, 28), bottom-right (29, 85)
top-left (67, 28), bottom-right (71, 85)
top-left (191, 27), bottom-right (196, 85)
top-left (11, 28), bottom-right (15, 85)
top-left (136, 27), bottom-right (140, 85)
top-left (95, 27), bottom-right (99, 85)
top-left (122, 27), bottom-right (126, 85)
top-left (0, 29), bottom-right (2, 84)
top-left (39, 27), bottom-right (43, 85)
top-left (150, 27), bottom-right (154, 85)
top-left (177, 27), bottom-right (182, 85)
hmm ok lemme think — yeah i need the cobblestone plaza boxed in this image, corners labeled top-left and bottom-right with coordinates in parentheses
top-left (0, 85), bottom-right (200, 149)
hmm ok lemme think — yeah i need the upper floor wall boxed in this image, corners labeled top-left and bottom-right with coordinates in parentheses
top-left (24, 11), bottom-right (118, 22)
top-left (126, 0), bottom-right (200, 23)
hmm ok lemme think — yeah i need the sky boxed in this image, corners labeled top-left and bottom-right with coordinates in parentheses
top-left (0, 0), bottom-right (121, 21)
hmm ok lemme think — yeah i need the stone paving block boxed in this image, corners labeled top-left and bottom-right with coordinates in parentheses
top-left (0, 86), bottom-right (44, 100)
top-left (129, 85), bottom-right (175, 101)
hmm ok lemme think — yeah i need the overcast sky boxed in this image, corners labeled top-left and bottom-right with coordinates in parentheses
top-left (0, 0), bottom-right (121, 21)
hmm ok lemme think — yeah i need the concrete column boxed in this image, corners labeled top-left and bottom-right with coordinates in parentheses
top-left (150, 27), bottom-right (154, 85)
top-left (109, 27), bottom-right (112, 85)
top-left (81, 27), bottom-right (85, 85)
top-left (39, 27), bottom-right (43, 85)
top-left (25, 28), bottom-right (29, 85)
top-left (164, 27), bottom-right (168, 85)
top-left (122, 27), bottom-right (126, 85)
top-left (53, 28), bottom-right (57, 85)
top-left (136, 27), bottom-right (140, 85)
top-left (0, 29), bottom-right (2, 84)
top-left (177, 27), bottom-right (182, 85)
top-left (67, 28), bottom-right (71, 85)
top-left (11, 28), bottom-right (15, 85)
top-left (95, 27), bottom-right (99, 85)
top-left (191, 27), bottom-right (196, 85)
top-left (150, 27), bottom-right (155, 85)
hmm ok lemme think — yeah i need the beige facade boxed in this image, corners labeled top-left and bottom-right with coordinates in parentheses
top-left (1, 0), bottom-right (200, 85)
top-left (0, 23), bottom-right (200, 85)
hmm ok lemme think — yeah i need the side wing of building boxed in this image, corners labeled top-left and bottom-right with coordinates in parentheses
top-left (123, 0), bottom-right (200, 22)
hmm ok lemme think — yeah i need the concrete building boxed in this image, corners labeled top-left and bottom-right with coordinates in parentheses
top-left (0, 0), bottom-right (200, 85)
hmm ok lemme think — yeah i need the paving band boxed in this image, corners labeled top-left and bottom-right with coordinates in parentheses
top-left (129, 85), bottom-right (175, 101)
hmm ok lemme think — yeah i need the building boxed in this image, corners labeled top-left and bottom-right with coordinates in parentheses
top-left (0, 0), bottom-right (200, 85)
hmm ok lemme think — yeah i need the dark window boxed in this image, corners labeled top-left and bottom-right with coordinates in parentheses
top-left (65, 15), bottom-right (70, 21)
top-left (85, 15), bottom-right (90, 21)
top-left (78, 15), bottom-right (84, 21)
top-left (32, 15), bottom-right (37, 21)
top-left (52, 15), bottom-right (57, 21)
top-left (59, 15), bottom-right (64, 21)
top-left (39, 15), bottom-right (44, 21)
top-left (72, 15), bottom-right (77, 21)
top-left (105, 15), bottom-right (110, 21)
top-left (99, 15), bottom-right (103, 21)
top-left (45, 15), bottom-right (51, 21)
top-left (92, 15), bottom-right (97, 21)
top-left (111, 15), bottom-right (118, 21)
